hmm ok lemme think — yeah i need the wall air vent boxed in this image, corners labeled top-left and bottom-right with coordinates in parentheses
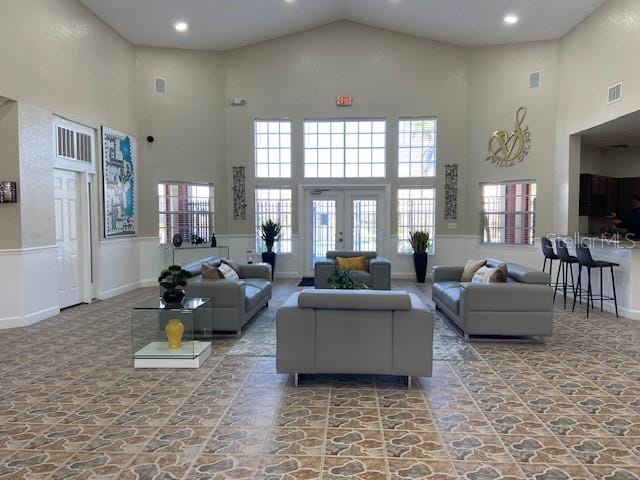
top-left (529, 71), bottom-right (541, 89)
top-left (608, 82), bottom-right (622, 104)
top-left (155, 77), bottom-right (167, 95)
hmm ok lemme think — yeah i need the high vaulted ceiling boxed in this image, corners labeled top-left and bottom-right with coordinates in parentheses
top-left (80, 0), bottom-right (606, 51)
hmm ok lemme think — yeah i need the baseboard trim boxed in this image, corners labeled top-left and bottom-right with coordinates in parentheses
top-left (0, 305), bottom-right (60, 330)
top-left (99, 281), bottom-right (142, 300)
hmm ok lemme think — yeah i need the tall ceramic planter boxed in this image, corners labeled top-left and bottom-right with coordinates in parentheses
top-left (413, 252), bottom-right (428, 283)
top-left (262, 251), bottom-right (276, 281)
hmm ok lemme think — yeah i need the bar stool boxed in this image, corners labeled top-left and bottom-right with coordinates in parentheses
top-left (540, 236), bottom-right (558, 286)
top-left (572, 241), bottom-right (619, 318)
top-left (554, 239), bottom-right (579, 309)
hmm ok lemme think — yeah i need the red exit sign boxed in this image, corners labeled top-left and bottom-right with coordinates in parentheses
top-left (336, 95), bottom-right (352, 106)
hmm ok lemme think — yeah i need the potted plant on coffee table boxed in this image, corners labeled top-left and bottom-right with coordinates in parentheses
top-left (260, 219), bottom-right (281, 280)
top-left (410, 230), bottom-right (431, 283)
top-left (158, 265), bottom-right (192, 305)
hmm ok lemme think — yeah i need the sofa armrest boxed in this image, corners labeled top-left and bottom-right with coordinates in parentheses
top-left (460, 282), bottom-right (553, 313)
top-left (239, 263), bottom-right (272, 281)
top-left (184, 280), bottom-right (246, 310)
top-left (369, 257), bottom-right (391, 290)
top-left (432, 265), bottom-right (464, 283)
top-left (314, 260), bottom-right (336, 289)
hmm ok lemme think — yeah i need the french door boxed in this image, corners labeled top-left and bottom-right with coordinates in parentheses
top-left (303, 187), bottom-right (386, 276)
top-left (54, 169), bottom-right (82, 308)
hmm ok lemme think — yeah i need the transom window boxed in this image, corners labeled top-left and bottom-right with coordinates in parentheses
top-left (158, 183), bottom-right (214, 245)
top-left (398, 117), bottom-right (437, 177)
top-left (304, 119), bottom-right (386, 178)
top-left (397, 188), bottom-right (436, 253)
top-left (255, 188), bottom-right (292, 254)
top-left (254, 119), bottom-right (291, 178)
top-left (481, 181), bottom-right (536, 245)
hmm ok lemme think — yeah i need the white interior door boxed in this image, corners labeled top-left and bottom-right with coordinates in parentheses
top-left (54, 169), bottom-right (82, 308)
top-left (303, 187), bottom-right (385, 276)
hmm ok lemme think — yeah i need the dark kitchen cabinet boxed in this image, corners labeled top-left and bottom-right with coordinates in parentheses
top-left (607, 177), bottom-right (619, 213)
top-left (618, 178), bottom-right (640, 218)
top-left (579, 174), bottom-right (592, 216)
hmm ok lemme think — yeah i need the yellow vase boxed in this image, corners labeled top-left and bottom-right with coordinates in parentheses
top-left (165, 319), bottom-right (184, 349)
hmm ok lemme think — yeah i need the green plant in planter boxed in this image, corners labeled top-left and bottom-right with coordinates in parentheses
top-left (158, 265), bottom-right (192, 304)
top-left (260, 219), bottom-right (282, 253)
top-left (327, 268), bottom-right (370, 290)
top-left (409, 230), bottom-right (431, 253)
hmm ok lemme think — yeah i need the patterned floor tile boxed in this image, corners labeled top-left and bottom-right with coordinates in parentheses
top-left (432, 411), bottom-right (494, 434)
top-left (500, 435), bottom-right (578, 464)
top-left (84, 426), bottom-right (158, 453)
top-left (203, 427), bottom-right (266, 455)
top-left (143, 426), bottom-right (211, 454)
top-left (329, 389), bottom-right (378, 408)
top-left (254, 455), bottom-right (322, 479)
top-left (24, 425), bottom-right (102, 451)
top-left (586, 465), bottom-right (640, 480)
top-left (518, 463), bottom-right (595, 480)
top-left (322, 456), bottom-right (387, 480)
top-left (0, 424), bottom-right (51, 450)
top-left (387, 459), bottom-right (456, 479)
top-left (274, 406), bottom-right (328, 428)
top-left (380, 408), bottom-right (436, 431)
top-left (328, 407), bottom-right (381, 430)
top-left (484, 413), bottom-right (552, 436)
top-left (187, 454), bottom-right (259, 480)
top-left (0, 450), bottom-right (73, 479)
top-left (384, 430), bottom-right (449, 460)
top-left (281, 388), bottom-right (330, 407)
top-left (442, 433), bottom-right (512, 463)
top-left (535, 413), bottom-right (612, 437)
top-left (559, 436), bottom-right (640, 466)
top-left (262, 427), bottom-right (324, 456)
top-left (49, 451), bottom-right (134, 479)
top-left (453, 462), bottom-right (526, 479)
top-left (120, 452), bottom-right (196, 479)
top-left (325, 428), bottom-right (384, 457)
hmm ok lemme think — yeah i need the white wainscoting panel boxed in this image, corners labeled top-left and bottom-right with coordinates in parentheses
top-left (98, 237), bottom-right (141, 299)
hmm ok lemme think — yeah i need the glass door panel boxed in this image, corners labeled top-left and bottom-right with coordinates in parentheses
top-left (312, 199), bottom-right (337, 263)
top-left (352, 199), bottom-right (377, 251)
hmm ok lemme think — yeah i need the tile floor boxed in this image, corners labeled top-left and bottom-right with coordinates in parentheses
top-left (1, 279), bottom-right (639, 479)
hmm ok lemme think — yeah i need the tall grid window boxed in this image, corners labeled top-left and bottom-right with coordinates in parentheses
top-left (255, 120), bottom-right (291, 178)
top-left (158, 183), bottom-right (214, 245)
top-left (481, 182), bottom-right (536, 245)
top-left (398, 117), bottom-right (437, 177)
top-left (353, 200), bottom-right (377, 252)
top-left (397, 188), bottom-right (435, 253)
top-left (304, 119), bottom-right (386, 178)
top-left (255, 188), bottom-right (292, 253)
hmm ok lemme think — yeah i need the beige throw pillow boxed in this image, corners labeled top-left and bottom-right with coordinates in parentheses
top-left (461, 259), bottom-right (486, 282)
top-left (218, 263), bottom-right (240, 280)
top-left (201, 264), bottom-right (222, 280)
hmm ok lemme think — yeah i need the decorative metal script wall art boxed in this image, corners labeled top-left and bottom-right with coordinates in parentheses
top-left (232, 166), bottom-right (246, 220)
top-left (486, 106), bottom-right (531, 167)
top-left (444, 164), bottom-right (458, 220)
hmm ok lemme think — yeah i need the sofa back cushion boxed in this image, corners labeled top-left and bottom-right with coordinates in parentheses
top-left (298, 289), bottom-right (411, 310)
top-left (327, 250), bottom-right (377, 259)
top-left (461, 259), bottom-right (486, 281)
top-left (336, 256), bottom-right (367, 271)
top-left (485, 258), bottom-right (549, 284)
top-left (182, 256), bottom-right (221, 277)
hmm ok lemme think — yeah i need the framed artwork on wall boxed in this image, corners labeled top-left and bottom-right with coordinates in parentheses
top-left (101, 126), bottom-right (137, 237)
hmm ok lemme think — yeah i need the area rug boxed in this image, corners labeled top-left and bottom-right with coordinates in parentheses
top-left (227, 301), bottom-right (480, 361)
top-left (297, 277), bottom-right (315, 287)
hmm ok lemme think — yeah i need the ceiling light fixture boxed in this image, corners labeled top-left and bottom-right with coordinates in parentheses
top-left (174, 21), bottom-right (189, 33)
top-left (285, 0), bottom-right (296, 3)
top-left (503, 14), bottom-right (519, 25)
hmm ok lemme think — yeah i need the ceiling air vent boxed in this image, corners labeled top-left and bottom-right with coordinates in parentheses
top-left (529, 71), bottom-right (541, 89)
top-left (608, 82), bottom-right (622, 104)
top-left (155, 77), bottom-right (167, 95)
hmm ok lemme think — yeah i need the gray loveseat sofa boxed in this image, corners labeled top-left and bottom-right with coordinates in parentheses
top-left (432, 259), bottom-right (553, 341)
top-left (314, 251), bottom-right (391, 290)
top-left (180, 257), bottom-right (272, 335)
top-left (276, 289), bottom-right (433, 386)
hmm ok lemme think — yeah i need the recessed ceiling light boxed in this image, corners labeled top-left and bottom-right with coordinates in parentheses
top-left (503, 14), bottom-right (519, 25)
top-left (285, 0), bottom-right (296, 3)
top-left (174, 21), bottom-right (189, 33)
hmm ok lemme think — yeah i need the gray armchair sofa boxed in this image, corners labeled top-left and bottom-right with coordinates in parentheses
top-left (432, 258), bottom-right (553, 341)
top-left (276, 289), bottom-right (433, 386)
top-left (314, 251), bottom-right (391, 290)
top-left (180, 257), bottom-right (272, 335)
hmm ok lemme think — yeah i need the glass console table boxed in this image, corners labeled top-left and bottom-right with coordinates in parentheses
top-left (131, 297), bottom-right (212, 368)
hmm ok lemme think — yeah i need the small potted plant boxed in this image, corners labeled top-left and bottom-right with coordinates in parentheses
top-left (410, 231), bottom-right (431, 283)
top-left (158, 265), bottom-right (192, 305)
top-left (327, 268), bottom-right (369, 290)
top-left (260, 219), bottom-right (281, 280)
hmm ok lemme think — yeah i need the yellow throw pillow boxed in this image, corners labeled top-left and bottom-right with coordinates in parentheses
top-left (461, 259), bottom-right (486, 282)
top-left (336, 256), bottom-right (367, 271)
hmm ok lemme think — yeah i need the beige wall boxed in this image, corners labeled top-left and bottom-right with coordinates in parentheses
top-left (223, 21), bottom-right (468, 237)
top-left (581, 144), bottom-right (640, 178)
top-left (134, 47), bottom-right (227, 237)
top-left (467, 41), bottom-right (559, 236)
top-left (556, 0), bottom-right (640, 233)
top-left (0, 101), bottom-right (21, 248)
